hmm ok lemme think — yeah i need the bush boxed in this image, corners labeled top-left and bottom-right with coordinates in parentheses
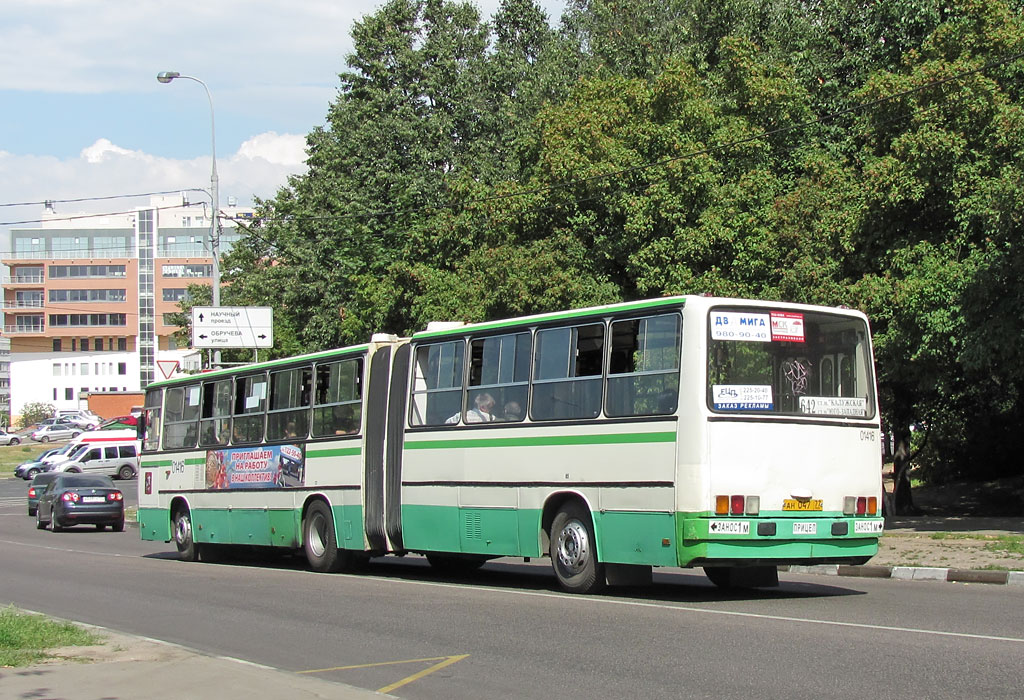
top-left (19, 402), bottom-right (55, 429)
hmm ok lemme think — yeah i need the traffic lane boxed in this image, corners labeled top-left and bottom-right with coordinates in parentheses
top-left (3, 536), bottom-right (1023, 700)
top-left (1, 474), bottom-right (137, 510)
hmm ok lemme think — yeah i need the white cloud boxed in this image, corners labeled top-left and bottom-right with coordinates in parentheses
top-left (235, 132), bottom-right (307, 167)
top-left (0, 134), bottom-right (307, 229)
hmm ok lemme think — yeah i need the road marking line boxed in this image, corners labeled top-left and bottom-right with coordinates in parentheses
top-left (327, 573), bottom-right (1024, 645)
top-left (299, 654), bottom-right (470, 694)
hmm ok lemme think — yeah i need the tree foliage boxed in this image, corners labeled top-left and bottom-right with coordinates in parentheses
top-left (211, 0), bottom-right (1024, 492)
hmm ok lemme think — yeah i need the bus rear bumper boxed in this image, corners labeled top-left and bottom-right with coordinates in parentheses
top-left (677, 515), bottom-right (882, 567)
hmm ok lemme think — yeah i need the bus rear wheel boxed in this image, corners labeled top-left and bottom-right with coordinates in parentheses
top-left (303, 501), bottom-right (351, 573)
top-left (550, 503), bottom-right (605, 594)
top-left (173, 506), bottom-right (201, 562)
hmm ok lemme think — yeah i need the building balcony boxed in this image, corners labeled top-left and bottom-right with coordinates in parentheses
top-left (6, 274), bottom-right (45, 285)
top-left (3, 324), bottom-right (45, 334)
top-left (3, 249), bottom-right (135, 261)
top-left (0, 301), bottom-right (44, 311)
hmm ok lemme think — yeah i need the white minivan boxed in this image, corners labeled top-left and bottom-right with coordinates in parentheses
top-left (56, 441), bottom-right (139, 480)
top-left (49, 429), bottom-right (141, 480)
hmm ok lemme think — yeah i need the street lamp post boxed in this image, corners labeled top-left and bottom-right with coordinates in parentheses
top-left (157, 71), bottom-right (221, 366)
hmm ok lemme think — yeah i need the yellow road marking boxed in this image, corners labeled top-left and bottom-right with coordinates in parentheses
top-left (376, 654), bottom-right (469, 694)
top-left (299, 654), bottom-right (470, 693)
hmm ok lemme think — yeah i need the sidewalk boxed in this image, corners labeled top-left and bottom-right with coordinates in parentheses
top-left (0, 626), bottom-right (388, 700)
top-left (782, 515), bottom-right (1024, 586)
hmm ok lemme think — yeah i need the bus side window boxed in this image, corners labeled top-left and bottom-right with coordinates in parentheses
top-left (267, 366), bottom-right (312, 441)
top-left (142, 388), bottom-right (162, 451)
top-left (409, 341), bottom-right (464, 426)
top-left (312, 358), bottom-right (363, 437)
top-left (606, 314), bottom-right (681, 417)
top-left (199, 379), bottom-right (232, 447)
top-left (232, 374), bottom-right (267, 444)
top-left (531, 324), bottom-right (603, 421)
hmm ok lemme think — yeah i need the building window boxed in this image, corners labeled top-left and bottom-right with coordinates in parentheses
top-left (94, 338), bottom-right (103, 351)
top-left (52, 338), bottom-right (62, 352)
top-left (65, 388), bottom-right (73, 401)
top-left (53, 363), bottom-right (61, 377)
top-left (117, 362), bottom-right (127, 375)
top-left (162, 288), bottom-right (189, 303)
top-left (117, 338), bottom-right (127, 352)
top-left (71, 339), bottom-right (77, 352)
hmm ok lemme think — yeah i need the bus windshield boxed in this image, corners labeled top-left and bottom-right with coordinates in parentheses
top-left (707, 307), bottom-right (875, 419)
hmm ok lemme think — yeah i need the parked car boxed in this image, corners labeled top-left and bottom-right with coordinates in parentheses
top-left (27, 471), bottom-right (60, 515)
top-left (34, 473), bottom-right (125, 531)
top-left (0, 428), bottom-right (22, 446)
top-left (30, 424), bottom-right (83, 443)
top-left (14, 448), bottom-right (63, 479)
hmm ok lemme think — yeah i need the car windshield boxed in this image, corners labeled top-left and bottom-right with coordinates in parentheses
top-left (60, 475), bottom-right (114, 488)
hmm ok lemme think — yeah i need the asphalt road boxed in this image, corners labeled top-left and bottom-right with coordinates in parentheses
top-left (2, 476), bottom-right (1024, 699)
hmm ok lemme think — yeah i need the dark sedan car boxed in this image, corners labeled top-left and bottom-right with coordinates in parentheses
top-left (27, 472), bottom-right (60, 516)
top-left (34, 474), bottom-right (125, 532)
top-left (15, 448), bottom-right (62, 479)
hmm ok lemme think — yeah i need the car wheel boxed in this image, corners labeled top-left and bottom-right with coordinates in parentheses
top-left (28, 506), bottom-right (36, 516)
top-left (118, 465), bottom-right (135, 480)
top-left (112, 519), bottom-right (125, 533)
top-left (26, 468), bottom-right (40, 479)
top-left (51, 513), bottom-right (63, 532)
top-left (36, 510), bottom-right (47, 529)
top-left (71, 431), bottom-right (82, 439)
top-left (10, 437), bottom-right (19, 445)
top-left (173, 506), bottom-right (201, 561)
top-left (95, 524), bottom-right (106, 531)
top-left (39, 436), bottom-right (50, 443)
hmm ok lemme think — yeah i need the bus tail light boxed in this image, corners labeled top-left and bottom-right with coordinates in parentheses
top-left (844, 496), bottom-right (877, 516)
top-left (716, 495), bottom-right (758, 516)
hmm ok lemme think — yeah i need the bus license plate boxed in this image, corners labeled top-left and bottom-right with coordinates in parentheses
top-left (783, 499), bottom-right (823, 511)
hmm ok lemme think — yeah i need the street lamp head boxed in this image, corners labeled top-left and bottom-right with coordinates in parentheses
top-left (156, 71), bottom-right (181, 84)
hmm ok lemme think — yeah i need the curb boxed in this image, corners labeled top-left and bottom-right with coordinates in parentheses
top-left (781, 564), bottom-right (1024, 586)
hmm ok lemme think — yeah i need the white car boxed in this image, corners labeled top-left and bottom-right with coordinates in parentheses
top-left (30, 424), bottom-right (83, 443)
top-left (0, 428), bottom-right (22, 446)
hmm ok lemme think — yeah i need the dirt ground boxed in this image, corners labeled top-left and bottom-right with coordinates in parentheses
top-left (875, 473), bottom-right (1024, 570)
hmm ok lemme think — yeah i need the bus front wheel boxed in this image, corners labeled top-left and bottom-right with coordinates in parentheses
top-left (550, 503), bottom-right (605, 594)
top-left (303, 501), bottom-right (350, 573)
top-left (173, 507), bottom-right (201, 562)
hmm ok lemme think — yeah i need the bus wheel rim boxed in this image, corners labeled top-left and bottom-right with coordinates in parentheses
top-left (556, 520), bottom-right (590, 574)
top-left (308, 513), bottom-right (327, 557)
top-left (174, 516), bottom-right (190, 545)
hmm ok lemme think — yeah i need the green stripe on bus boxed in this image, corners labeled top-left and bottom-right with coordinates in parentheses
top-left (142, 458), bottom-right (205, 467)
top-left (307, 447), bottom-right (362, 458)
top-left (404, 431), bottom-right (676, 450)
top-left (412, 297), bottom-right (685, 339)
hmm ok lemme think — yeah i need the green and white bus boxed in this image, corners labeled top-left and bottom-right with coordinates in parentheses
top-left (138, 295), bottom-right (883, 593)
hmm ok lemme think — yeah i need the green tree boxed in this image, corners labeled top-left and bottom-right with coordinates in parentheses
top-left (19, 402), bottom-right (55, 429)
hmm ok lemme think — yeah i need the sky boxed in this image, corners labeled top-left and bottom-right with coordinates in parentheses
top-left (0, 0), bottom-right (567, 238)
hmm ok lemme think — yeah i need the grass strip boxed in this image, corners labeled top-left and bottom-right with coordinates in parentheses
top-left (0, 606), bottom-right (101, 667)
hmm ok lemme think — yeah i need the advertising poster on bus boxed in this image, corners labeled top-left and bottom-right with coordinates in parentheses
top-left (205, 444), bottom-right (305, 489)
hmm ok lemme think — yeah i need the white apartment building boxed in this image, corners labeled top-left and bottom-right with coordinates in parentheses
top-left (2, 195), bottom-right (251, 420)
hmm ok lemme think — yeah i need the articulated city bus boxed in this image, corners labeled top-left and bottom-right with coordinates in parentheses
top-left (138, 295), bottom-right (883, 593)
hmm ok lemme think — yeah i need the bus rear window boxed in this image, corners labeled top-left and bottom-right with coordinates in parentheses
top-left (707, 308), bottom-right (875, 419)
